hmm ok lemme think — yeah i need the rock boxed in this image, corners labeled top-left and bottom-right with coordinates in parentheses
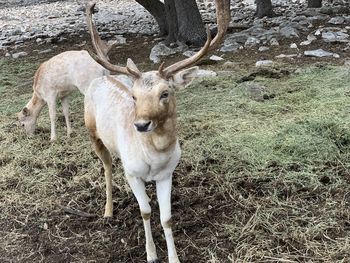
top-left (280, 26), bottom-right (299, 38)
top-left (196, 69), bottom-right (217, 77)
top-left (5, 52), bottom-right (11, 57)
top-left (220, 42), bottom-right (241, 52)
top-left (246, 83), bottom-right (266, 102)
top-left (149, 42), bottom-right (187, 63)
top-left (258, 46), bottom-right (269, 52)
top-left (275, 54), bottom-right (299, 59)
top-left (12, 51), bottom-right (28, 59)
top-left (245, 37), bottom-right (260, 48)
top-left (114, 35), bottom-right (127, 45)
top-left (322, 30), bottom-right (349, 43)
top-left (183, 51), bottom-right (196, 58)
top-left (36, 38), bottom-right (42, 43)
top-left (290, 43), bottom-right (298, 49)
top-left (269, 38), bottom-right (279, 46)
top-left (223, 61), bottom-right (240, 70)
top-left (304, 49), bottom-right (340, 58)
top-left (209, 55), bottom-right (224, 61)
top-left (37, 49), bottom-right (53, 54)
top-left (255, 60), bottom-right (274, 67)
top-left (328, 16), bottom-right (345, 25)
top-left (344, 60), bottom-right (350, 66)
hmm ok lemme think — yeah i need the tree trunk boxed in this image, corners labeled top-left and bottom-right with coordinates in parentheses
top-left (134, 0), bottom-right (168, 35)
top-left (307, 0), bottom-right (322, 8)
top-left (164, 0), bottom-right (178, 44)
top-left (135, 0), bottom-right (207, 46)
top-left (255, 0), bottom-right (274, 18)
top-left (174, 0), bottom-right (207, 46)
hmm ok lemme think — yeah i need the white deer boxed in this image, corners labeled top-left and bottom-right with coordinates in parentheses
top-left (84, 1), bottom-right (230, 262)
top-left (17, 50), bottom-right (131, 141)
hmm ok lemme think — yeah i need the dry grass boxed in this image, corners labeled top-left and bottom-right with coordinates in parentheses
top-left (0, 56), bottom-right (350, 262)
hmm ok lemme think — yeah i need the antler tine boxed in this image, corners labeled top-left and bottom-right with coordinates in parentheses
top-left (160, 0), bottom-right (230, 78)
top-left (86, 2), bottom-right (139, 77)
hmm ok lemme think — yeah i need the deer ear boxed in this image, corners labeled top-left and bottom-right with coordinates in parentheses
top-left (171, 66), bottom-right (199, 90)
top-left (126, 58), bottom-right (141, 78)
top-left (22, 107), bottom-right (30, 117)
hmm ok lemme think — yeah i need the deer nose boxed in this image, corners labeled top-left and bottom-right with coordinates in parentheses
top-left (134, 121), bottom-right (152, 132)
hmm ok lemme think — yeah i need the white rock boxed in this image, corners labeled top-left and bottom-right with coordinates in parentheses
top-left (255, 60), bottom-right (274, 67)
top-left (290, 43), bottom-right (298, 49)
top-left (270, 38), bottom-right (279, 46)
top-left (12, 51), bottom-right (28, 59)
top-left (182, 50), bottom-right (196, 58)
top-left (275, 54), bottom-right (298, 58)
top-left (258, 46), bottom-right (270, 52)
top-left (209, 55), bottom-right (224, 61)
top-left (196, 69), bottom-right (217, 77)
top-left (5, 52), bottom-right (11, 57)
top-left (328, 16), bottom-right (345, 25)
top-left (304, 49), bottom-right (340, 58)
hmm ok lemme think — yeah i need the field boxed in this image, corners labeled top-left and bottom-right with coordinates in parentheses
top-left (0, 52), bottom-right (350, 262)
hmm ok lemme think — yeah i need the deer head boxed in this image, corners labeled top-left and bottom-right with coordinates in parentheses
top-left (86, 1), bottom-right (230, 134)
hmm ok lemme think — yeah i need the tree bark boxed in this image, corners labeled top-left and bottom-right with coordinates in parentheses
top-left (174, 0), bottom-right (207, 46)
top-left (134, 0), bottom-right (168, 35)
top-left (307, 0), bottom-right (322, 8)
top-left (255, 0), bottom-right (274, 18)
top-left (135, 0), bottom-right (207, 46)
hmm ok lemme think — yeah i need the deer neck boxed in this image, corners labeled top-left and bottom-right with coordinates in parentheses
top-left (27, 92), bottom-right (45, 119)
top-left (136, 116), bottom-right (177, 153)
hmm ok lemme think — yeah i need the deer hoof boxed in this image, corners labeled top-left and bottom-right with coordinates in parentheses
top-left (147, 260), bottom-right (161, 263)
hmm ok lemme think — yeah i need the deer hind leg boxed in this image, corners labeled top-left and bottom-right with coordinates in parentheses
top-left (91, 136), bottom-right (113, 218)
top-left (126, 175), bottom-right (158, 262)
top-left (156, 177), bottom-right (180, 263)
top-left (61, 96), bottom-right (72, 138)
top-left (85, 112), bottom-right (113, 217)
top-left (47, 97), bottom-right (57, 141)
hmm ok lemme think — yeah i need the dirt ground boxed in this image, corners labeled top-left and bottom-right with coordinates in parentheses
top-left (1, 12), bottom-right (350, 263)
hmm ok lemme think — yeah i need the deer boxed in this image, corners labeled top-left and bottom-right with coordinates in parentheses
top-left (84, 1), bottom-right (230, 262)
top-left (17, 50), bottom-right (132, 141)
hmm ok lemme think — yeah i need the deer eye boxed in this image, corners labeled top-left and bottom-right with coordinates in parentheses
top-left (132, 95), bottom-right (137, 101)
top-left (160, 91), bottom-right (169, 100)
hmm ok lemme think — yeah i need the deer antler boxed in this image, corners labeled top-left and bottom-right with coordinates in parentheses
top-left (159, 0), bottom-right (230, 79)
top-left (86, 2), bottom-right (141, 78)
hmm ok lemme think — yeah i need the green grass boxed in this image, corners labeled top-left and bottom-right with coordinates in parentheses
top-left (0, 57), bottom-right (349, 262)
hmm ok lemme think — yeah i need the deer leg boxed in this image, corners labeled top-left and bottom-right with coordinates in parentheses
top-left (126, 175), bottom-right (158, 262)
top-left (156, 176), bottom-right (180, 263)
top-left (47, 98), bottom-right (57, 141)
top-left (91, 136), bottom-right (113, 217)
top-left (61, 96), bottom-right (72, 137)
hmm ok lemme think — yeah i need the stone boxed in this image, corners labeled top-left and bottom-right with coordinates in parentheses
top-left (223, 61), bottom-right (239, 69)
top-left (149, 42), bottom-right (187, 63)
top-left (255, 60), bottom-right (274, 67)
top-left (322, 30), bottom-right (349, 43)
top-left (182, 51), bottom-right (196, 58)
top-left (280, 26), bottom-right (299, 38)
top-left (290, 43), bottom-right (298, 49)
top-left (5, 52), bottom-right (11, 57)
top-left (258, 46), bottom-right (269, 52)
top-left (37, 49), bottom-right (53, 54)
top-left (328, 16), bottom-right (345, 25)
top-left (196, 69), bottom-right (217, 77)
top-left (246, 83), bottom-right (266, 102)
top-left (275, 54), bottom-right (299, 59)
top-left (245, 36), bottom-right (260, 47)
top-left (344, 60), bottom-right (350, 66)
top-left (304, 49), bottom-right (340, 58)
top-left (12, 51), bottom-right (28, 59)
top-left (209, 55), bottom-right (224, 61)
top-left (270, 38), bottom-right (279, 46)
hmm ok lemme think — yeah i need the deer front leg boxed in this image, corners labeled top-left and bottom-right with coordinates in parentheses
top-left (156, 176), bottom-right (180, 263)
top-left (61, 96), bottom-right (72, 138)
top-left (47, 98), bottom-right (57, 141)
top-left (126, 175), bottom-right (158, 263)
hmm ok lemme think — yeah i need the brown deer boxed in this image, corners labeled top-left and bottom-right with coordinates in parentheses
top-left (84, 1), bottom-right (230, 262)
top-left (17, 50), bottom-right (131, 141)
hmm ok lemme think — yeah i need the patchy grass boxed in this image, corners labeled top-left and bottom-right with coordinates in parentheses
top-left (0, 56), bottom-right (349, 263)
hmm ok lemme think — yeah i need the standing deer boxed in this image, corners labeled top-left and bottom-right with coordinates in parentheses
top-left (17, 50), bottom-right (131, 141)
top-left (85, 1), bottom-right (230, 262)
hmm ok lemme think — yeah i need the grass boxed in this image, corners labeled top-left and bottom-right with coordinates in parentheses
top-left (0, 56), bottom-right (349, 262)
